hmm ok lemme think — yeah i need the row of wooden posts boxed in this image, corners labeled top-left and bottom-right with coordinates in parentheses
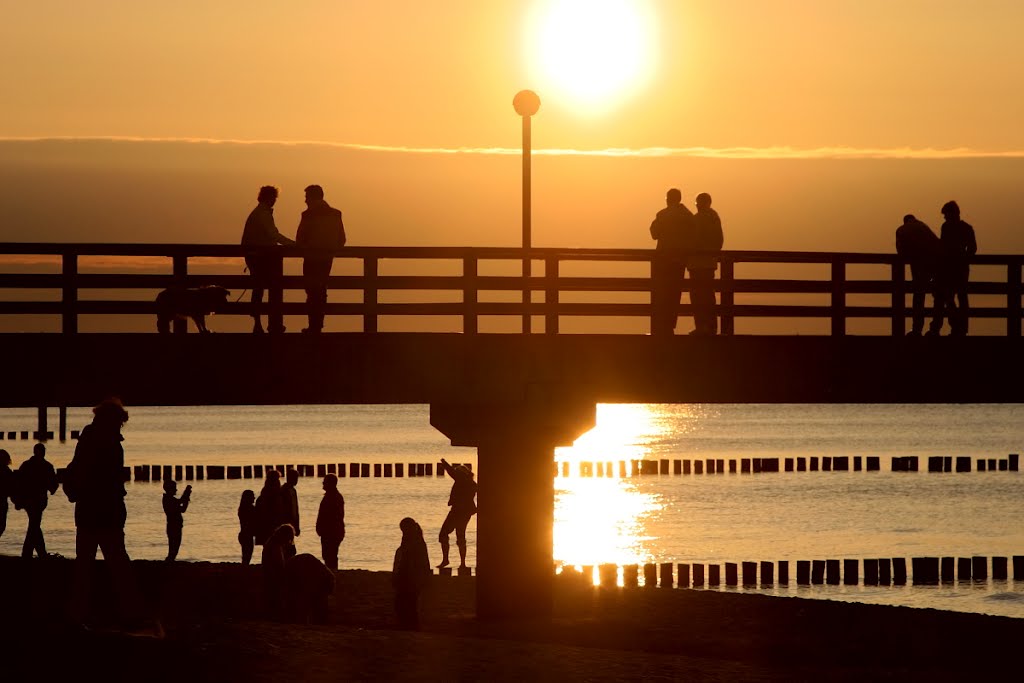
top-left (44, 455), bottom-right (1024, 484)
top-left (565, 555), bottom-right (1024, 588)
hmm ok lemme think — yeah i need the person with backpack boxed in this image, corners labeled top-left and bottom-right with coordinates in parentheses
top-left (17, 443), bottom-right (58, 559)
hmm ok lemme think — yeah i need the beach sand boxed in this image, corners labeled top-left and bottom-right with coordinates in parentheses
top-left (2, 555), bottom-right (1020, 682)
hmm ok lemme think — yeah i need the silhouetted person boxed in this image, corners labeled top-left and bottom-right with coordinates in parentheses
top-left (238, 489), bottom-right (256, 565)
top-left (649, 188), bottom-right (695, 335)
top-left (437, 458), bottom-right (476, 569)
top-left (18, 443), bottom-right (58, 559)
top-left (285, 552), bottom-right (335, 624)
top-left (262, 523), bottom-right (295, 620)
top-left (393, 517), bottom-right (430, 630)
top-left (295, 184), bottom-right (345, 333)
top-left (254, 469), bottom-right (288, 547)
top-left (0, 449), bottom-right (11, 542)
top-left (65, 398), bottom-right (150, 632)
top-left (895, 214), bottom-right (941, 337)
top-left (162, 480), bottom-right (191, 562)
top-left (315, 473), bottom-right (345, 571)
top-left (929, 201), bottom-right (977, 337)
top-left (689, 193), bottom-right (724, 335)
top-left (281, 468), bottom-right (300, 558)
top-left (242, 185), bottom-right (294, 334)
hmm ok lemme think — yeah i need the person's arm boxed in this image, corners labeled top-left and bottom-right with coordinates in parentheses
top-left (967, 225), bottom-right (977, 256)
top-left (180, 486), bottom-right (191, 513)
top-left (439, 458), bottom-right (454, 478)
top-left (47, 464), bottom-right (58, 495)
top-left (336, 213), bottom-right (346, 249)
top-left (649, 216), bottom-right (661, 241)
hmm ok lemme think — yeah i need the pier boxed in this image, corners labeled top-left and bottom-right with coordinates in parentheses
top-left (4, 242), bottom-right (1024, 618)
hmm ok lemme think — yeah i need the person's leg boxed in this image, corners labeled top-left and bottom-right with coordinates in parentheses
top-left (245, 256), bottom-right (265, 331)
top-left (455, 514), bottom-right (469, 568)
top-left (437, 510), bottom-right (456, 567)
top-left (240, 534), bottom-right (254, 565)
top-left (909, 271), bottom-right (926, 335)
top-left (928, 278), bottom-right (947, 335)
top-left (166, 525), bottom-right (181, 561)
top-left (651, 257), bottom-right (680, 335)
top-left (321, 537), bottom-right (339, 571)
top-left (97, 528), bottom-right (144, 624)
top-left (70, 527), bottom-right (100, 623)
top-left (23, 508), bottom-right (44, 558)
top-left (952, 275), bottom-right (970, 336)
top-left (0, 501), bottom-right (7, 540)
top-left (690, 268), bottom-right (716, 334)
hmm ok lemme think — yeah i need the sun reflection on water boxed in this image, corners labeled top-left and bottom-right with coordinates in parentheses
top-left (553, 404), bottom-right (683, 570)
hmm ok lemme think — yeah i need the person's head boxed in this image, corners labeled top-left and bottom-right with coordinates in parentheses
top-left (268, 523), bottom-right (295, 546)
top-left (903, 214), bottom-right (917, 225)
top-left (163, 479), bottom-right (177, 495)
top-left (257, 185), bottom-right (279, 206)
top-left (322, 473), bottom-right (338, 492)
top-left (0, 449), bottom-right (10, 468)
top-left (304, 184), bottom-right (324, 204)
top-left (240, 489), bottom-right (255, 506)
top-left (264, 469), bottom-right (282, 491)
top-left (93, 397), bottom-right (129, 429)
top-left (941, 200), bottom-right (960, 219)
top-left (286, 468), bottom-right (299, 486)
top-left (33, 442), bottom-right (46, 458)
top-left (665, 188), bottom-right (682, 207)
top-left (696, 192), bottom-right (712, 210)
top-left (452, 464), bottom-right (474, 481)
top-left (399, 516), bottom-right (423, 542)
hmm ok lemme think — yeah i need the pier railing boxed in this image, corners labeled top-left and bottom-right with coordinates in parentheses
top-left (1, 243), bottom-right (1021, 335)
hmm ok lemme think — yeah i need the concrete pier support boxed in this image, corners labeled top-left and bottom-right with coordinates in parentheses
top-left (431, 399), bottom-right (595, 619)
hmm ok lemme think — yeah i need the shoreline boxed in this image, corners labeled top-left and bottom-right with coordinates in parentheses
top-left (4, 556), bottom-right (1023, 681)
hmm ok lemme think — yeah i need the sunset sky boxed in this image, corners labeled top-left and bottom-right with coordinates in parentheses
top-left (2, 0), bottom-right (1024, 253)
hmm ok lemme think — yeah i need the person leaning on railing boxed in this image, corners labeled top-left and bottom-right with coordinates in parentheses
top-left (242, 185), bottom-right (294, 334)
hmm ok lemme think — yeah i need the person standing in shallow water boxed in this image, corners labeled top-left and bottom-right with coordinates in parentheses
top-left (237, 489), bottom-right (256, 565)
top-left (162, 480), bottom-right (191, 562)
top-left (254, 469), bottom-right (287, 547)
top-left (315, 474), bottom-right (345, 571)
top-left (895, 214), bottom-right (940, 337)
top-left (929, 200), bottom-right (977, 337)
top-left (393, 517), bottom-right (431, 630)
top-left (649, 188), bottom-right (695, 335)
top-left (689, 192), bottom-right (724, 336)
top-left (18, 442), bottom-right (58, 559)
top-left (281, 468), bottom-right (300, 559)
top-left (437, 458), bottom-right (477, 569)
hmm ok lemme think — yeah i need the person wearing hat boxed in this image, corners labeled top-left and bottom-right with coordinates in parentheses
top-left (437, 458), bottom-right (477, 570)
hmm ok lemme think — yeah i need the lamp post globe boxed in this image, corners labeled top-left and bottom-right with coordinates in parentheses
top-left (513, 90), bottom-right (541, 117)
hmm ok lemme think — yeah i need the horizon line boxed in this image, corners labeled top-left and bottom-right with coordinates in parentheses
top-left (3, 135), bottom-right (1024, 160)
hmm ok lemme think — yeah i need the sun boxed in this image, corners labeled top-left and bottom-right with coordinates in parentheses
top-left (527, 0), bottom-right (657, 113)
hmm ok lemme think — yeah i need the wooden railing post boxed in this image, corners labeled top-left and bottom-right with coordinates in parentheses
top-left (522, 251), bottom-right (532, 334)
top-left (463, 256), bottom-right (478, 334)
top-left (719, 259), bottom-right (734, 336)
top-left (891, 260), bottom-right (906, 337)
top-left (831, 259), bottom-right (846, 337)
top-left (61, 252), bottom-right (78, 334)
top-left (1008, 260), bottom-right (1022, 338)
top-left (545, 255), bottom-right (559, 334)
top-left (363, 256), bottom-right (378, 333)
top-left (172, 254), bottom-right (188, 334)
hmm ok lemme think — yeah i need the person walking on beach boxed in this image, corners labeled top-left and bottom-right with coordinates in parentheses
top-left (281, 468), bottom-right (301, 557)
top-left (0, 449), bottom-right (12, 542)
top-left (64, 398), bottom-right (153, 633)
top-left (929, 201), bottom-right (977, 337)
top-left (315, 473), bottom-right (345, 571)
top-left (295, 184), bottom-right (345, 334)
top-left (162, 480), bottom-right (192, 562)
top-left (393, 517), bottom-right (431, 630)
top-left (17, 443), bottom-right (58, 559)
top-left (895, 214), bottom-right (941, 337)
top-left (689, 192), bottom-right (724, 336)
top-left (254, 469), bottom-right (288, 547)
top-left (437, 458), bottom-right (476, 570)
top-left (242, 185), bottom-right (294, 334)
top-left (238, 489), bottom-right (257, 565)
top-left (649, 188), bottom-right (694, 335)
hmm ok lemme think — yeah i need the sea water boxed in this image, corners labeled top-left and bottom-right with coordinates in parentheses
top-left (1, 403), bottom-right (1022, 618)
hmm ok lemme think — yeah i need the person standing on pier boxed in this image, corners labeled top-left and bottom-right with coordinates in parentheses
top-left (929, 201), bottom-right (977, 337)
top-left (689, 193), bottom-right (724, 336)
top-left (17, 443), bottom-right (58, 559)
top-left (649, 188), bottom-right (694, 335)
top-left (242, 185), bottom-right (294, 334)
top-left (281, 468), bottom-right (300, 558)
top-left (162, 480), bottom-right (191, 562)
top-left (895, 214), bottom-right (941, 337)
top-left (295, 184), bottom-right (346, 334)
top-left (437, 458), bottom-right (476, 570)
top-left (315, 474), bottom-right (345, 571)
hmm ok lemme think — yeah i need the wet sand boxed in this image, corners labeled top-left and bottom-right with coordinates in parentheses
top-left (2, 556), bottom-right (1021, 682)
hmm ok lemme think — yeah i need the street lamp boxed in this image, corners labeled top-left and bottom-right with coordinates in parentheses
top-left (513, 90), bottom-right (540, 333)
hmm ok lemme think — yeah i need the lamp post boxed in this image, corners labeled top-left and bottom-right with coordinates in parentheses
top-left (513, 90), bottom-right (540, 333)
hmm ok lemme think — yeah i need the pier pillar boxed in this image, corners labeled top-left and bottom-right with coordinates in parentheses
top-left (431, 398), bottom-right (595, 619)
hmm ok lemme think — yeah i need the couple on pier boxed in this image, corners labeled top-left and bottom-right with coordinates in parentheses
top-left (896, 201), bottom-right (977, 337)
top-left (241, 184), bottom-right (346, 334)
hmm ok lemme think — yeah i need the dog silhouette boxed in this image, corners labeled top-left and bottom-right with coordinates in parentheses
top-left (156, 285), bottom-right (230, 333)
